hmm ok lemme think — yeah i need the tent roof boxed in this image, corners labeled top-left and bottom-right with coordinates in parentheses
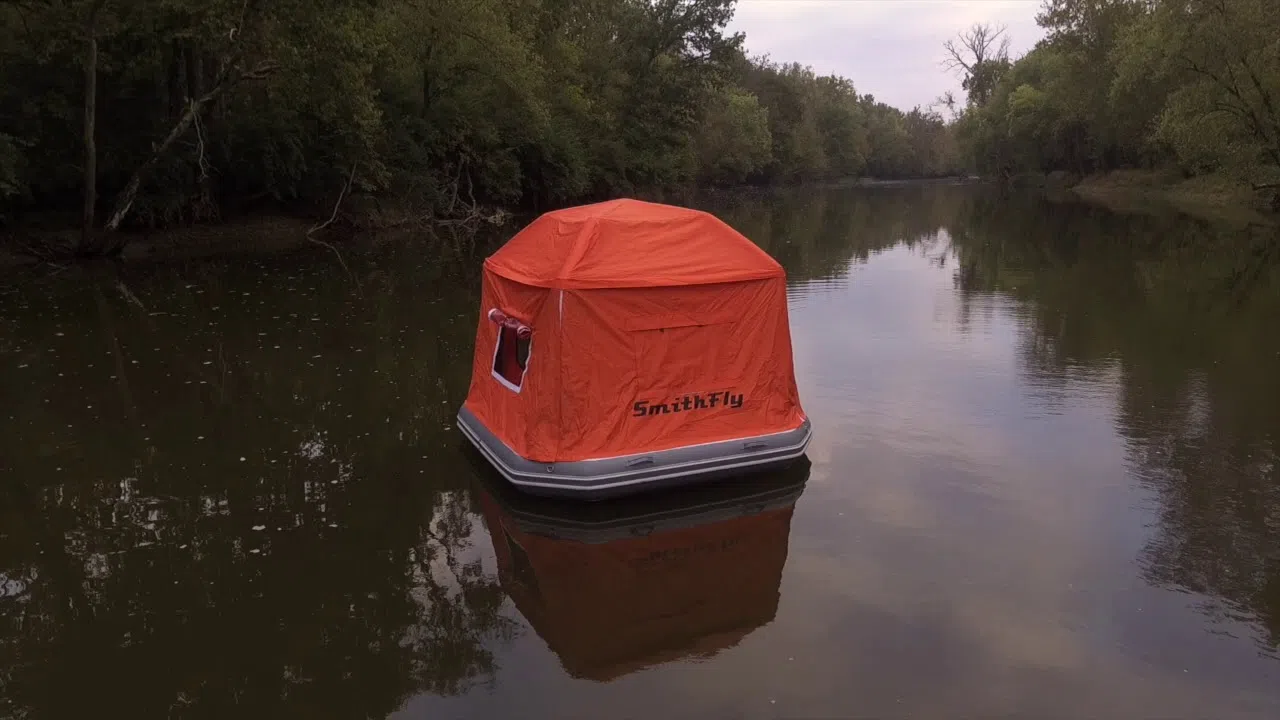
top-left (483, 199), bottom-right (783, 289)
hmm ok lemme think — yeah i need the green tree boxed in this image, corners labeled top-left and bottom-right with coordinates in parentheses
top-left (696, 85), bottom-right (773, 185)
top-left (1, 0), bottom-right (978, 256)
top-left (862, 97), bottom-right (912, 178)
top-left (1115, 0), bottom-right (1280, 187)
top-left (951, 0), bottom-right (1280, 196)
top-left (813, 76), bottom-right (869, 179)
top-left (739, 60), bottom-right (828, 182)
top-left (903, 107), bottom-right (961, 177)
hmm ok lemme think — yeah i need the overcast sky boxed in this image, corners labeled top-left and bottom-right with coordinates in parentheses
top-left (727, 0), bottom-right (1047, 112)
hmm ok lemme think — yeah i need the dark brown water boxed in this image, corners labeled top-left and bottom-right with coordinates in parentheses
top-left (2, 186), bottom-right (1279, 719)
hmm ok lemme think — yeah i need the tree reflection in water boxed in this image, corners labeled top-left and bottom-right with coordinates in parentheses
top-left (3, 187), bottom-right (1279, 719)
top-left (946, 191), bottom-right (1280, 655)
top-left (0, 242), bottom-right (521, 717)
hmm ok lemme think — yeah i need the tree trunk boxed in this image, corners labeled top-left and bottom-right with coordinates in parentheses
top-left (103, 61), bottom-right (276, 236)
top-left (99, 0), bottom-right (272, 241)
top-left (80, 33), bottom-right (98, 255)
top-left (103, 96), bottom-right (210, 234)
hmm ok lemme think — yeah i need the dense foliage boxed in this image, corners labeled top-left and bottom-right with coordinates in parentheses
top-left (950, 0), bottom-right (1280, 195)
top-left (0, 0), bottom-right (959, 248)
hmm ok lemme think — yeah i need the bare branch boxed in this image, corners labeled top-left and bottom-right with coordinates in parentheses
top-left (115, 279), bottom-right (148, 313)
top-left (1210, 101), bottom-right (1252, 124)
top-left (307, 164), bottom-right (357, 279)
top-left (1182, 55), bottom-right (1276, 153)
top-left (239, 60), bottom-right (278, 80)
top-left (941, 22), bottom-right (1008, 75)
top-left (103, 60), bottom-right (279, 232)
top-left (447, 158), bottom-right (464, 216)
top-left (308, 163), bottom-right (357, 238)
top-left (192, 107), bottom-right (210, 181)
top-left (1236, 52), bottom-right (1280, 147)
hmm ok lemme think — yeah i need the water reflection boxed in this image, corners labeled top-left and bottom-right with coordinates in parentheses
top-left (473, 458), bottom-right (808, 682)
top-left (2, 186), bottom-right (1279, 717)
top-left (707, 186), bottom-right (1280, 658)
top-left (710, 186), bottom-right (964, 288)
top-left (0, 244), bottom-right (513, 718)
top-left (943, 191), bottom-right (1280, 655)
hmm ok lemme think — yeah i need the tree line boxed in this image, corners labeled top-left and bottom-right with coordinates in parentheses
top-left (0, 0), bottom-right (961, 255)
top-left (946, 0), bottom-right (1280, 202)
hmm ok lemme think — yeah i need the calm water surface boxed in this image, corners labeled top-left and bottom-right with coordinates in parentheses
top-left (2, 187), bottom-right (1279, 719)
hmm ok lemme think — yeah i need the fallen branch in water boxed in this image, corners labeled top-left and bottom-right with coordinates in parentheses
top-left (433, 207), bottom-right (511, 227)
top-left (116, 279), bottom-right (148, 313)
top-left (331, 165), bottom-right (513, 233)
top-left (308, 163), bottom-right (357, 237)
top-left (432, 165), bottom-right (511, 229)
top-left (307, 164), bottom-right (357, 278)
top-left (446, 159), bottom-right (465, 216)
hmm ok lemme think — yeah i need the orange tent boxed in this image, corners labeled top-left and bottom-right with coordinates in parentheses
top-left (459, 199), bottom-right (810, 498)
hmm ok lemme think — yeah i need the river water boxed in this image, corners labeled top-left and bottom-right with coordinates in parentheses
top-left (2, 186), bottom-right (1279, 719)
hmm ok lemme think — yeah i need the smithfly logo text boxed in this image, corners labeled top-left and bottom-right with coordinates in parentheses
top-left (632, 391), bottom-right (745, 417)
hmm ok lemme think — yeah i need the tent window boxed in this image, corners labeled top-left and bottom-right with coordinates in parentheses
top-left (489, 309), bottom-right (531, 392)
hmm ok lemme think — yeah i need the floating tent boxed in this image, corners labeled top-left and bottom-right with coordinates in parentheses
top-left (473, 461), bottom-right (808, 680)
top-left (457, 198), bottom-right (811, 498)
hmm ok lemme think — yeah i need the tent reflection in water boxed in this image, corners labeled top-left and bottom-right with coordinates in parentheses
top-left (474, 459), bottom-right (809, 681)
top-left (458, 198), bottom-right (812, 499)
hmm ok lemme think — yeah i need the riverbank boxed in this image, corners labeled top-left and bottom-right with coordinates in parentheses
top-left (1, 177), bottom-right (988, 269)
top-left (0, 217), bottom-right (323, 270)
top-left (1063, 170), bottom-right (1278, 225)
top-left (5, 171), bottom-right (1266, 271)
